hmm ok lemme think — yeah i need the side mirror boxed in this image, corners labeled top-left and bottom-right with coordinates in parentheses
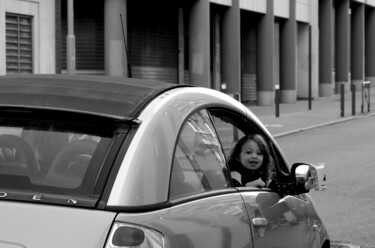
top-left (291, 162), bottom-right (327, 191)
top-left (291, 163), bottom-right (314, 184)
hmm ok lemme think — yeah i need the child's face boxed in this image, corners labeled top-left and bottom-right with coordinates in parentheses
top-left (238, 140), bottom-right (264, 170)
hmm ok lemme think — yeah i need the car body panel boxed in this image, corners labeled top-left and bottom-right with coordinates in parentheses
top-left (0, 201), bottom-right (116, 248)
top-left (240, 190), bottom-right (312, 248)
top-left (303, 193), bottom-right (330, 248)
top-left (114, 193), bottom-right (253, 248)
top-left (108, 87), bottom-right (255, 206)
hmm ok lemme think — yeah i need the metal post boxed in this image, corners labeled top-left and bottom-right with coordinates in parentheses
top-left (341, 83), bottom-right (345, 117)
top-left (275, 84), bottom-right (280, 118)
top-left (361, 82), bottom-right (364, 113)
top-left (368, 83), bottom-right (371, 112)
top-left (233, 93), bottom-right (239, 141)
top-left (308, 25), bottom-right (312, 110)
top-left (351, 83), bottom-right (356, 116)
top-left (67, 0), bottom-right (76, 74)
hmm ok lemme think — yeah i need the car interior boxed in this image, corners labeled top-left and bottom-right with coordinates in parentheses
top-left (0, 121), bottom-right (105, 192)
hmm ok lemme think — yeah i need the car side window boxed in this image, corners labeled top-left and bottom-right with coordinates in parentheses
top-left (210, 114), bottom-right (245, 158)
top-left (169, 109), bottom-right (230, 200)
top-left (209, 108), bottom-right (291, 183)
top-left (209, 109), bottom-right (247, 159)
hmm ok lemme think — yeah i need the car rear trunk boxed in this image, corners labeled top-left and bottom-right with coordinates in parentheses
top-left (0, 201), bottom-right (116, 248)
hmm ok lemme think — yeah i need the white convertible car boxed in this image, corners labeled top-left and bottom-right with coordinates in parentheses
top-left (0, 74), bottom-right (330, 248)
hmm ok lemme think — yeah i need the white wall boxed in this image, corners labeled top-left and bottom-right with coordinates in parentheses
top-left (274, 0), bottom-right (289, 18)
top-left (364, 0), bottom-right (375, 7)
top-left (210, 0), bottom-right (231, 7)
top-left (216, 0), bottom-right (312, 22)
top-left (297, 0), bottom-right (310, 23)
top-left (239, 0), bottom-right (266, 13)
top-left (0, 0), bottom-right (55, 75)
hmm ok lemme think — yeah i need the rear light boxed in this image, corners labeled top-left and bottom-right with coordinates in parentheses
top-left (106, 222), bottom-right (166, 248)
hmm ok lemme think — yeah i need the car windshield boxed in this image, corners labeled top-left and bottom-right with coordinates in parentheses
top-left (0, 115), bottom-right (116, 206)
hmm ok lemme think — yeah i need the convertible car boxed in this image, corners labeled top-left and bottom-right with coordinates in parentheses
top-left (0, 74), bottom-right (330, 248)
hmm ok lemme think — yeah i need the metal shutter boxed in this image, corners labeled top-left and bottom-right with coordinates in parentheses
top-left (128, 2), bottom-right (178, 83)
top-left (6, 14), bottom-right (33, 74)
top-left (241, 26), bottom-right (257, 104)
top-left (61, 18), bottom-right (104, 73)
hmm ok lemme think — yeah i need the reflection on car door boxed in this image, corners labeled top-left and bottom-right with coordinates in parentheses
top-left (167, 109), bottom-right (254, 247)
top-left (240, 190), bottom-right (312, 248)
top-left (159, 194), bottom-right (254, 248)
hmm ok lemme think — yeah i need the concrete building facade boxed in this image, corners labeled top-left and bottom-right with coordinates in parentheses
top-left (1, 0), bottom-right (375, 106)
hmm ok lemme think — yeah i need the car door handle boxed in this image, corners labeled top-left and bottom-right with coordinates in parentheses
top-left (312, 224), bottom-right (318, 231)
top-left (252, 217), bottom-right (268, 227)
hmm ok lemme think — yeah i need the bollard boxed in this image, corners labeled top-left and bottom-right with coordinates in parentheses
top-left (351, 83), bottom-right (355, 116)
top-left (361, 83), bottom-right (364, 113)
top-left (275, 84), bottom-right (280, 118)
top-left (340, 83), bottom-right (345, 117)
top-left (368, 83), bottom-right (371, 112)
top-left (362, 81), bottom-right (371, 113)
top-left (233, 92), bottom-right (240, 141)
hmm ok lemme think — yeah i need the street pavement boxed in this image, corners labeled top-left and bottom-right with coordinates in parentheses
top-left (247, 87), bottom-right (375, 138)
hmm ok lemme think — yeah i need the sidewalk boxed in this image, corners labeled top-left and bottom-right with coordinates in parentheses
top-left (247, 88), bottom-right (375, 138)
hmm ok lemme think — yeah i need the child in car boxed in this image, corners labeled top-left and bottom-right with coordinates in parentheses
top-left (228, 134), bottom-right (315, 195)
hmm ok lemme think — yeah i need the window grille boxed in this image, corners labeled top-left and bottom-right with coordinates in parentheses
top-left (6, 13), bottom-right (33, 74)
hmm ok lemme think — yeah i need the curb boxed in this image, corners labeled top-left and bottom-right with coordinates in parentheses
top-left (273, 112), bottom-right (375, 138)
top-left (331, 241), bottom-right (361, 248)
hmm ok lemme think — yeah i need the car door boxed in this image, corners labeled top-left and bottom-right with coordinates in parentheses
top-left (167, 109), bottom-right (254, 248)
top-left (240, 190), bottom-right (312, 248)
top-left (209, 107), bottom-right (313, 248)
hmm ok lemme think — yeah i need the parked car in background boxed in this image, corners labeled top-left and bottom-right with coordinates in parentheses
top-left (0, 74), bottom-right (330, 248)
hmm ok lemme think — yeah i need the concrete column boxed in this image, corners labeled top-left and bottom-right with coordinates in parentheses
top-left (335, 0), bottom-right (350, 93)
top-left (178, 8), bottom-right (185, 85)
top-left (189, 0), bottom-right (210, 87)
top-left (365, 7), bottom-right (375, 85)
top-left (212, 13), bottom-right (221, 91)
top-left (310, 0), bottom-right (320, 100)
top-left (297, 24), bottom-right (309, 98)
top-left (256, 0), bottom-right (275, 106)
top-left (351, 3), bottom-right (365, 89)
top-left (280, 0), bottom-right (297, 103)
top-left (104, 0), bottom-right (128, 77)
top-left (319, 0), bottom-right (333, 96)
top-left (222, 0), bottom-right (241, 95)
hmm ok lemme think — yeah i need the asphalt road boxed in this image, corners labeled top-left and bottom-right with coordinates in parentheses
top-left (274, 115), bottom-right (375, 248)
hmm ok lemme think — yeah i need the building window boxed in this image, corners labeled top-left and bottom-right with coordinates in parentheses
top-left (6, 13), bottom-right (33, 74)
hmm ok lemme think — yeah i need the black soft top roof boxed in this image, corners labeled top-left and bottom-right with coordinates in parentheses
top-left (0, 74), bottom-right (186, 120)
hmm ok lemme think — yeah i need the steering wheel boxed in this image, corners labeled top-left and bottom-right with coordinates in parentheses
top-left (0, 134), bottom-right (39, 175)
